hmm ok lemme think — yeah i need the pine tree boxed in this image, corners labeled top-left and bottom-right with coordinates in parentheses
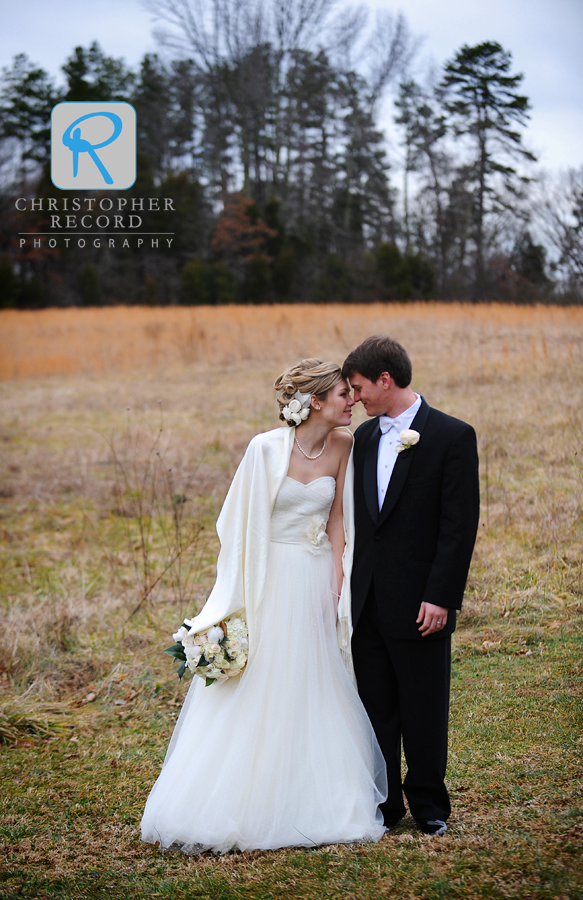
top-left (512, 231), bottom-right (548, 286)
top-left (62, 42), bottom-right (134, 102)
top-left (133, 55), bottom-right (172, 177)
top-left (440, 41), bottom-right (535, 298)
top-left (336, 70), bottom-right (394, 255)
top-left (0, 54), bottom-right (59, 167)
top-left (394, 80), bottom-right (424, 252)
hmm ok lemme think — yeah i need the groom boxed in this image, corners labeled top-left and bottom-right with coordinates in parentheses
top-left (342, 335), bottom-right (480, 836)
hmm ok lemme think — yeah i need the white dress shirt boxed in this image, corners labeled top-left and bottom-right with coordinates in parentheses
top-left (377, 393), bottom-right (422, 511)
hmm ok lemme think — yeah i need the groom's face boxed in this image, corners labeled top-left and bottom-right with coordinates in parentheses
top-left (348, 372), bottom-right (390, 417)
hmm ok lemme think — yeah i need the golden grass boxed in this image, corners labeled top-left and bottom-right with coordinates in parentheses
top-left (0, 303), bottom-right (582, 898)
top-left (1, 302), bottom-right (582, 380)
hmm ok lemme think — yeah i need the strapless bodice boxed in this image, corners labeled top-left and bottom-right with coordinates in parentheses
top-left (270, 476), bottom-right (336, 547)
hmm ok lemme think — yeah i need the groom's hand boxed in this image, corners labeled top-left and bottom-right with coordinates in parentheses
top-left (416, 602), bottom-right (449, 636)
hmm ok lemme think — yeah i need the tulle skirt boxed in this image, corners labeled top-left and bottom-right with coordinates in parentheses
top-left (140, 541), bottom-right (387, 853)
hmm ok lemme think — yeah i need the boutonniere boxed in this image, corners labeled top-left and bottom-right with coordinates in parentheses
top-left (395, 429), bottom-right (420, 453)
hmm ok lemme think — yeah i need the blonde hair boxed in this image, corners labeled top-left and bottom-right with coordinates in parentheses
top-left (274, 358), bottom-right (343, 425)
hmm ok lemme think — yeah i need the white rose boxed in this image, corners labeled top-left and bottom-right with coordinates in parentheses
top-left (226, 639), bottom-right (241, 652)
top-left (207, 642), bottom-right (221, 655)
top-left (291, 412), bottom-right (302, 425)
top-left (400, 429), bottom-right (420, 446)
top-left (299, 408), bottom-right (310, 420)
top-left (282, 406), bottom-right (291, 420)
top-left (288, 398), bottom-right (301, 413)
top-left (185, 645), bottom-right (201, 664)
top-left (207, 625), bottom-right (225, 644)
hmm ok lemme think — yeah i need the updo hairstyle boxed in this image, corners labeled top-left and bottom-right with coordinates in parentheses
top-left (274, 358), bottom-right (343, 425)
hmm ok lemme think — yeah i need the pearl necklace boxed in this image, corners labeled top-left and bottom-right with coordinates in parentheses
top-left (295, 434), bottom-right (326, 460)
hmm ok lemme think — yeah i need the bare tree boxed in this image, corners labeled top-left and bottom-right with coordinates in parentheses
top-left (142, 0), bottom-right (335, 68)
top-left (537, 167), bottom-right (583, 296)
top-left (365, 11), bottom-right (418, 111)
top-left (141, 0), bottom-right (416, 147)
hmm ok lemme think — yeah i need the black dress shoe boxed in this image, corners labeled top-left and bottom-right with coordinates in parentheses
top-left (417, 819), bottom-right (448, 835)
top-left (384, 816), bottom-right (402, 829)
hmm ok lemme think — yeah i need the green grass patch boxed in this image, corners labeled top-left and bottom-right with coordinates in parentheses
top-left (1, 634), bottom-right (581, 900)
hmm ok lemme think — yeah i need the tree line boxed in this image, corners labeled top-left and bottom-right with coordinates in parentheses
top-left (0, 0), bottom-right (581, 307)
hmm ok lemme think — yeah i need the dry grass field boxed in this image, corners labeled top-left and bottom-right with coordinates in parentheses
top-left (0, 302), bottom-right (582, 900)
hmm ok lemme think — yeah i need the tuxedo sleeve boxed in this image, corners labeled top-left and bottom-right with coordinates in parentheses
top-left (421, 425), bottom-right (480, 610)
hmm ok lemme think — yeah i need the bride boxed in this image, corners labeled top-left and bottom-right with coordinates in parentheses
top-left (141, 359), bottom-right (387, 853)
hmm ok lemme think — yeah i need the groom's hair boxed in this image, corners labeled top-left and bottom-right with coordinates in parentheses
top-left (342, 335), bottom-right (412, 388)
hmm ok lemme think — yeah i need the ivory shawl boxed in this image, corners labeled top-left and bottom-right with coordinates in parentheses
top-left (185, 426), bottom-right (355, 674)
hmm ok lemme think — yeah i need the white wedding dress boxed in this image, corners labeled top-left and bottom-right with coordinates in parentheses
top-left (141, 475), bottom-right (387, 853)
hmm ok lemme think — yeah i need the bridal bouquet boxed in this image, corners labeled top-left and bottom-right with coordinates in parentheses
top-left (165, 614), bottom-right (249, 686)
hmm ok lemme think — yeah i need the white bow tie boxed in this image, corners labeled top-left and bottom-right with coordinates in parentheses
top-left (379, 415), bottom-right (404, 434)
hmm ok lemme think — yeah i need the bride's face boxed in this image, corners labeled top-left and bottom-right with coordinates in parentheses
top-left (316, 380), bottom-right (354, 427)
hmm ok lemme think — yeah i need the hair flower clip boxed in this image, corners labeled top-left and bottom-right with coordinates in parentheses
top-left (282, 390), bottom-right (312, 426)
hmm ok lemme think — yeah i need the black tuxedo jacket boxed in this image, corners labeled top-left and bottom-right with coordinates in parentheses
top-left (351, 398), bottom-right (480, 641)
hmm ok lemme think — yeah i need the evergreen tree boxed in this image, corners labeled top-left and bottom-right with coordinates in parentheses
top-left (512, 231), bottom-right (548, 286)
top-left (335, 70), bottom-right (395, 255)
top-left (394, 80), bottom-right (425, 252)
top-left (0, 54), bottom-right (59, 167)
top-left (133, 55), bottom-right (173, 177)
top-left (169, 59), bottom-right (201, 170)
top-left (181, 259), bottom-right (210, 304)
top-left (394, 80), bottom-right (453, 288)
top-left (62, 42), bottom-right (134, 102)
top-left (440, 41), bottom-right (536, 298)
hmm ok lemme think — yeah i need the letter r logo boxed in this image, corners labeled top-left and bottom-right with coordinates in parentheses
top-left (51, 102), bottom-right (136, 190)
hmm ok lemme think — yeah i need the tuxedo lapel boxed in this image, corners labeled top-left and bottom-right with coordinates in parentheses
top-left (363, 421), bottom-right (381, 524)
top-left (377, 398), bottom-right (431, 527)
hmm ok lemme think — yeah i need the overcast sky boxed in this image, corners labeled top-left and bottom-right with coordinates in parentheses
top-left (0, 0), bottom-right (581, 173)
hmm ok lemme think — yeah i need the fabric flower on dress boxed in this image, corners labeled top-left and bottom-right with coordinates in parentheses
top-left (303, 515), bottom-right (332, 555)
